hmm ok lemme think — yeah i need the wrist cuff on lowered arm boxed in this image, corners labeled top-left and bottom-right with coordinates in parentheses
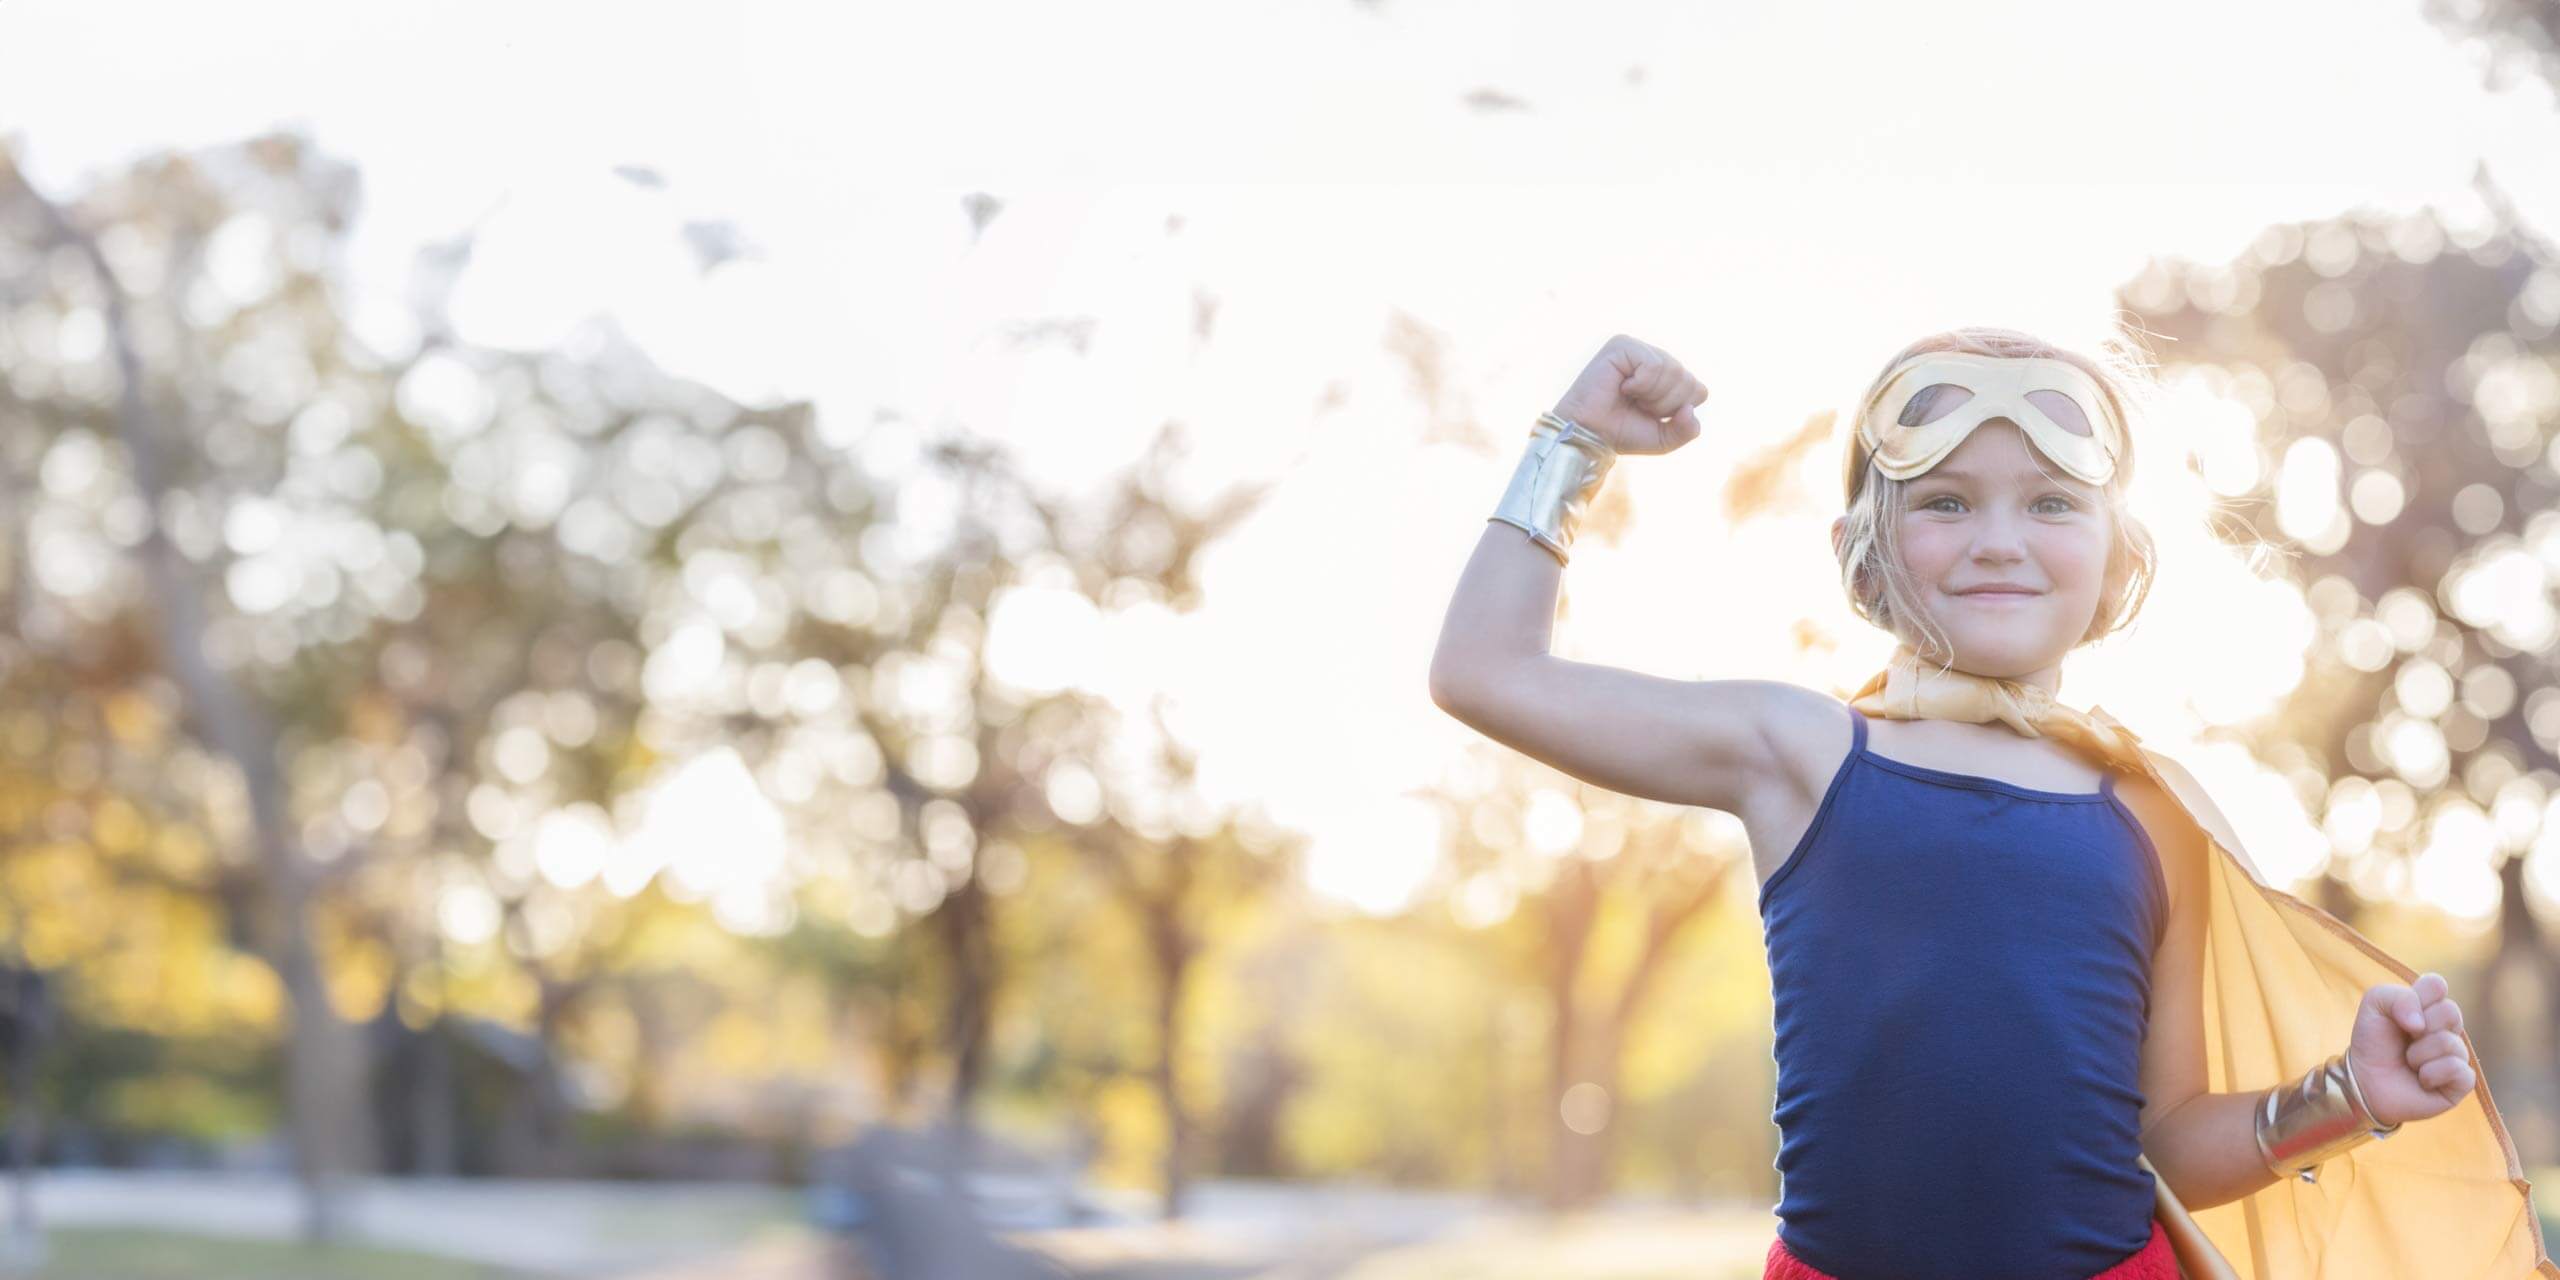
top-left (2255, 1051), bottom-right (2402, 1184)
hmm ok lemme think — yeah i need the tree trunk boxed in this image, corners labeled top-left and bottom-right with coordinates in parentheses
top-left (412, 1018), bottom-right (457, 1177)
top-left (275, 918), bottom-right (370, 1241)
top-left (935, 874), bottom-right (996, 1167)
top-left (28, 195), bottom-right (375, 1243)
top-left (4, 968), bottom-right (49, 1272)
top-left (532, 991), bottom-right (577, 1177)
top-left (1539, 864), bottom-right (1598, 1212)
top-left (1560, 1031), bottom-right (1622, 1209)
top-left (1151, 919), bottom-right (1193, 1222)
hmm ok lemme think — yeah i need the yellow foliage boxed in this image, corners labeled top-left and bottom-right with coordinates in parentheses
top-left (0, 712), bottom-right (46, 762)
top-left (101, 690), bottom-right (169, 749)
top-left (69, 932), bottom-right (277, 1038)
top-left (396, 968), bottom-right (442, 1030)
top-left (704, 1008), bottom-right (770, 1076)
top-left (440, 952), bottom-right (539, 1027)
top-left (1086, 1074), bottom-right (1167, 1191)
top-left (155, 826), bottom-right (211, 878)
top-left (1620, 880), bottom-right (1775, 1098)
top-left (13, 842), bottom-right (111, 969)
top-left (575, 999), bottom-right (640, 1068)
top-left (1281, 923), bottom-right (1500, 1184)
top-left (324, 936), bottom-right (392, 1023)
top-left (765, 974), bottom-right (838, 1074)
top-left (91, 796), bottom-right (148, 856)
top-left (77, 892), bottom-right (245, 1036)
top-left (101, 1072), bottom-right (266, 1136)
top-left (221, 951), bottom-right (284, 1029)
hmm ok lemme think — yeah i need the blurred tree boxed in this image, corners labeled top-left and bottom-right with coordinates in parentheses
top-left (1038, 696), bottom-right (1297, 1220)
top-left (2119, 175), bottom-right (2560, 1160)
top-left (1417, 746), bottom-right (1746, 1210)
top-left (0, 129), bottom-right (911, 1206)
top-left (0, 965), bottom-right (50, 1270)
top-left (0, 135), bottom-right (381, 1241)
top-left (983, 422), bottom-right (1295, 1219)
top-left (1207, 950), bottom-right (1312, 1180)
top-left (773, 429), bottom-right (1104, 1176)
top-left (2422, 0), bottom-right (2560, 98)
top-left (1277, 913), bottom-right (1509, 1188)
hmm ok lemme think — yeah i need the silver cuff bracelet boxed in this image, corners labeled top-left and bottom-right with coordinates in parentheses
top-left (2254, 1051), bottom-right (2401, 1185)
top-left (1488, 411), bottom-right (1618, 565)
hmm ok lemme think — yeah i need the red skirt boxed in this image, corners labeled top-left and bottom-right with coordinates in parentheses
top-left (1765, 1217), bottom-right (2176, 1280)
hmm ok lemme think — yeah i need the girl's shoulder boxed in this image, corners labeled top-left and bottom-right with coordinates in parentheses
top-left (1759, 687), bottom-right (1859, 803)
top-left (2100, 766), bottom-right (2209, 917)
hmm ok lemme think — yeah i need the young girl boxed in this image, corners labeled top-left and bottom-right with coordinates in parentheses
top-left (1429, 329), bottom-right (2548, 1280)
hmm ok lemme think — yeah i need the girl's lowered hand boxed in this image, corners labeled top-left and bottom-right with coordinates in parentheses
top-left (2348, 971), bottom-right (2476, 1128)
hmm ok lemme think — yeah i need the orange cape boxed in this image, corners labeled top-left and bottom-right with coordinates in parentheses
top-left (1847, 651), bottom-right (2552, 1279)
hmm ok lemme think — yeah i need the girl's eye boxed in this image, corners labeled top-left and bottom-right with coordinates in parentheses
top-left (1919, 495), bottom-right (2079, 514)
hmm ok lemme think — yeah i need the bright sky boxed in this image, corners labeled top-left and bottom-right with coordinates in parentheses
top-left (9, 0), bottom-right (2560, 926)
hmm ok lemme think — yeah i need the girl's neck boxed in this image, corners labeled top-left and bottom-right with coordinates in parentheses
top-left (1911, 651), bottom-right (2064, 698)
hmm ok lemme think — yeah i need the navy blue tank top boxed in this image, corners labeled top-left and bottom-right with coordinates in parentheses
top-left (1756, 705), bottom-right (2169, 1280)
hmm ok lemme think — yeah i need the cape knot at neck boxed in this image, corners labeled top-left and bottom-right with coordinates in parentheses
top-left (1849, 648), bottom-right (2157, 773)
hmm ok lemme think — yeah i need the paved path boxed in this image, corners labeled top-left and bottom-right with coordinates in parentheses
top-left (1011, 1182), bottom-right (1781, 1279)
top-left (610, 1237), bottom-right (863, 1279)
top-left (17, 1169), bottom-right (1787, 1279)
top-left (25, 1170), bottom-right (816, 1276)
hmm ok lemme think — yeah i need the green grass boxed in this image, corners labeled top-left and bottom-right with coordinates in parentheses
top-left (24, 1228), bottom-right (545, 1280)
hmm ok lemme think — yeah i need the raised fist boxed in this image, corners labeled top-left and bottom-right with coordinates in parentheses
top-left (1551, 334), bottom-right (1710, 456)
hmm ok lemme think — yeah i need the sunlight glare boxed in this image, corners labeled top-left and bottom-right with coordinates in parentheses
top-left (2275, 436), bottom-right (2344, 549)
top-left (2416, 799), bottom-right (2503, 928)
top-left (533, 804), bottom-right (616, 891)
top-left (985, 584), bottom-right (1100, 696)
top-left (614, 748), bottom-right (790, 923)
top-left (1302, 793), bottom-right (1441, 917)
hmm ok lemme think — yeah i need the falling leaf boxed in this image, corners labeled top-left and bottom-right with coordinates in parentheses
top-left (1723, 409), bottom-right (1837, 522)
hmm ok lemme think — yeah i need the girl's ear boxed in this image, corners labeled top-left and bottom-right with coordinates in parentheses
top-left (1830, 515), bottom-right (1849, 559)
top-left (2085, 529), bottom-right (2133, 642)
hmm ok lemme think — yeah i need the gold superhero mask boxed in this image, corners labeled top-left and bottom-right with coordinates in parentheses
top-left (1843, 351), bottom-right (2127, 505)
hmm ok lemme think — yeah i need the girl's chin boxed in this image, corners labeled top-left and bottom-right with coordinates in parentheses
top-left (1918, 637), bottom-right (2065, 671)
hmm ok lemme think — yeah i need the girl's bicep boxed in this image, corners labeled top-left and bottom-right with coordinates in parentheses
top-left (1432, 660), bottom-right (1835, 814)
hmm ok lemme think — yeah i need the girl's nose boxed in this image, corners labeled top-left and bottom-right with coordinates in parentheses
top-left (1969, 511), bottom-right (2029, 561)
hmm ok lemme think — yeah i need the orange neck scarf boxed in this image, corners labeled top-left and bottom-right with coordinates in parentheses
top-left (1845, 643), bottom-right (2148, 773)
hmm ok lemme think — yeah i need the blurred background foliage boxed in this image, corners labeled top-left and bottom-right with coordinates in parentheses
top-left (0, 2), bottom-right (2557, 1275)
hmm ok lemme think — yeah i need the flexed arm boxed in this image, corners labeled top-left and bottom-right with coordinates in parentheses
top-left (1428, 335), bottom-right (1837, 815)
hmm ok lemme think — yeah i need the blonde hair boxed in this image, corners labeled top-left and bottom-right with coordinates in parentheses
top-left (1835, 325), bottom-right (2161, 666)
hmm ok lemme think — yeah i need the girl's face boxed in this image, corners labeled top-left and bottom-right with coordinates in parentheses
top-left (1892, 421), bottom-right (2112, 685)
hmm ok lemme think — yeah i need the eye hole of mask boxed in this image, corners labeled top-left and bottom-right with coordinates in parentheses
top-left (1896, 384), bottom-right (2095, 438)
top-left (2025, 389), bottom-right (2095, 437)
top-left (1897, 384), bottom-right (1972, 427)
